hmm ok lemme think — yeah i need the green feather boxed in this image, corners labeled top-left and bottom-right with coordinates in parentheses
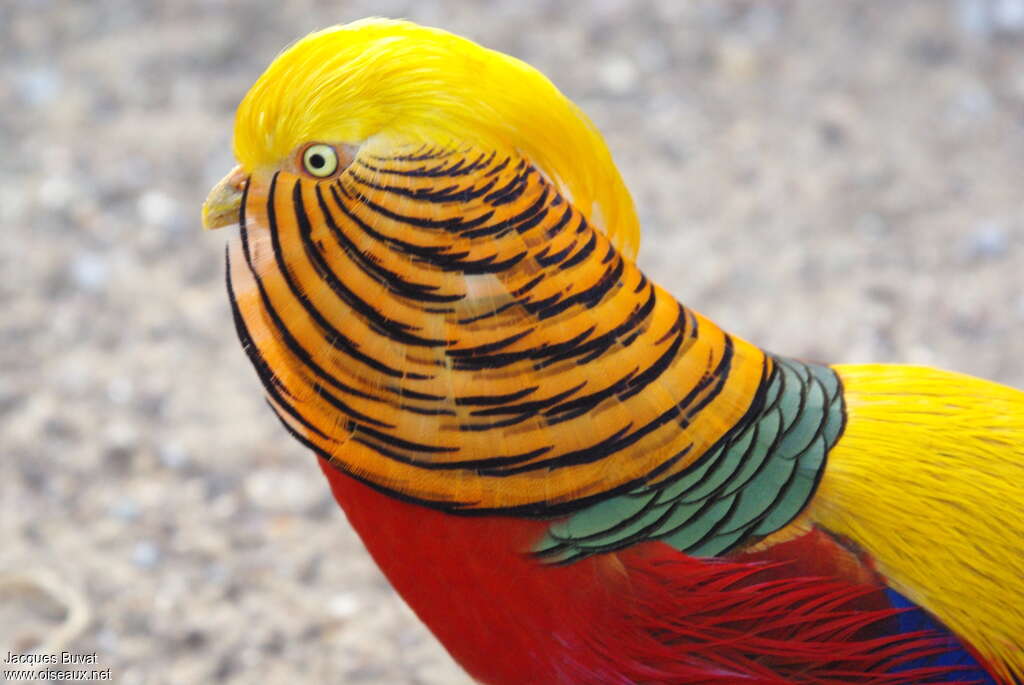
top-left (534, 356), bottom-right (845, 561)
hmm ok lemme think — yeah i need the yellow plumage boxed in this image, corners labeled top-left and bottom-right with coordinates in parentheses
top-left (233, 19), bottom-right (640, 258)
top-left (811, 364), bottom-right (1024, 683)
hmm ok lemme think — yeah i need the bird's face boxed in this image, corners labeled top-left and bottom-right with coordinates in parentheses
top-left (201, 141), bottom-right (357, 232)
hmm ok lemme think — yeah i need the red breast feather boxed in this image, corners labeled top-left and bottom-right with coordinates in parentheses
top-left (320, 459), bottom-right (964, 685)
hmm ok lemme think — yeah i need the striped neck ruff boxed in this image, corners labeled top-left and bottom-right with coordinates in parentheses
top-left (226, 144), bottom-right (768, 514)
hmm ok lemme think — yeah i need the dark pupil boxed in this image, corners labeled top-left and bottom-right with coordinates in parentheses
top-left (309, 153), bottom-right (325, 169)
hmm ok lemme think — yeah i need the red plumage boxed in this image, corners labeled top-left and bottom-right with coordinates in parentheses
top-left (320, 459), bottom-right (964, 684)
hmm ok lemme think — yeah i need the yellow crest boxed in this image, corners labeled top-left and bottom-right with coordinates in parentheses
top-left (233, 18), bottom-right (640, 258)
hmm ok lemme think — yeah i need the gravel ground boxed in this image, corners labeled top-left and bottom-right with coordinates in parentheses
top-left (3, 2), bottom-right (1024, 683)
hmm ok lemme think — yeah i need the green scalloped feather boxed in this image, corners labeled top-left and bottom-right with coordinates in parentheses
top-left (535, 356), bottom-right (845, 563)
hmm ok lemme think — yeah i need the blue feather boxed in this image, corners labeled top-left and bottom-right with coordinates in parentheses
top-left (886, 588), bottom-right (996, 684)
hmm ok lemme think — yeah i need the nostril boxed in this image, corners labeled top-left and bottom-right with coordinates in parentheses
top-left (228, 167), bottom-right (249, 192)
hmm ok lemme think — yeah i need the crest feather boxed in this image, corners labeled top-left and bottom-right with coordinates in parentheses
top-left (234, 18), bottom-right (640, 258)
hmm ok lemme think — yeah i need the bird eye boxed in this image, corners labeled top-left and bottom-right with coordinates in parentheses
top-left (301, 144), bottom-right (339, 178)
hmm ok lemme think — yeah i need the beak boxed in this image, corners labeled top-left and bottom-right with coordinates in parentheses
top-left (202, 165), bottom-right (247, 230)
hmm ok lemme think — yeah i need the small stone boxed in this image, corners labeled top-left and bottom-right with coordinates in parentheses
top-left (16, 67), bottom-right (62, 107)
top-left (994, 0), bottom-right (1024, 30)
top-left (95, 628), bottom-right (119, 653)
top-left (964, 222), bottom-right (1009, 260)
top-left (0, 187), bottom-right (30, 226)
top-left (956, 0), bottom-right (1024, 37)
top-left (244, 467), bottom-right (320, 513)
top-left (327, 593), bottom-right (361, 619)
top-left (38, 176), bottom-right (77, 212)
top-left (208, 492), bottom-right (240, 519)
top-left (955, 0), bottom-right (993, 38)
top-left (854, 212), bottom-right (889, 237)
top-left (717, 39), bottom-right (759, 80)
top-left (598, 56), bottom-right (638, 95)
top-left (104, 421), bottom-right (139, 469)
top-left (743, 6), bottom-right (781, 40)
top-left (906, 345), bottom-right (937, 366)
top-left (107, 377), bottom-right (135, 405)
top-left (70, 252), bottom-right (109, 291)
top-left (132, 540), bottom-right (161, 569)
top-left (951, 85), bottom-right (994, 121)
top-left (205, 563), bottom-right (230, 584)
top-left (181, 629), bottom-right (207, 650)
top-left (137, 190), bottom-right (179, 230)
top-left (819, 121), bottom-right (846, 146)
top-left (110, 497), bottom-right (140, 522)
top-left (158, 442), bottom-right (190, 470)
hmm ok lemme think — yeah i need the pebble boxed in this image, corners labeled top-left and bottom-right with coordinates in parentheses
top-left (158, 441), bottom-right (190, 470)
top-left (717, 39), bottom-right (759, 80)
top-left (995, 0), bottom-right (1024, 29)
top-left (104, 421), bottom-right (139, 459)
top-left (964, 222), bottom-right (1009, 260)
top-left (16, 67), bottom-right (62, 107)
top-left (110, 497), bottom-right (140, 522)
top-left (137, 189), bottom-right (180, 231)
top-left (854, 212), bottom-right (889, 237)
top-left (70, 252), bottom-right (109, 291)
top-left (132, 540), bottom-right (161, 569)
top-left (107, 376), bottom-right (135, 405)
top-left (949, 85), bottom-right (994, 123)
top-left (599, 55), bottom-right (639, 95)
top-left (742, 6), bottom-right (781, 41)
top-left (327, 593), bottom-right (361, 620)
top-left (95, 627), bottom-right (119, 653)
top-left (0, 187), bottom-right (30, 225)
top-left (956, 0), bottom-right (1024, 37)
top-left (244, 467), bottom-right (321, 513)
top-left (37, 176), bottom-right (77, 212)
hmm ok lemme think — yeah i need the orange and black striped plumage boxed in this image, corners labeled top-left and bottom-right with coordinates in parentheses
top-left (227, 145), bottom-right (771, 515)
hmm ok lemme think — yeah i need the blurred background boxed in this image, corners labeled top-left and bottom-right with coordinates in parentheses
top-left (3, 1), bottom-right (1024, 683)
